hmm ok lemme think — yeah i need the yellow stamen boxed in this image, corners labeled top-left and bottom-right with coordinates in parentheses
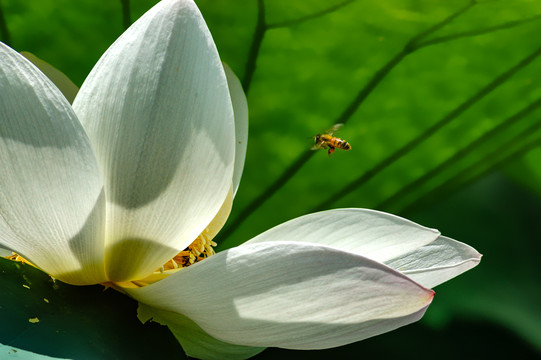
top-left (158, 228), bottom-right (217, 271)
top-left (5, 252), bottom-right (37, 267)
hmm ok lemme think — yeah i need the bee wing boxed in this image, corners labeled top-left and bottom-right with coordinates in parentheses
top-left (325, 123), bottom-right (344, 135)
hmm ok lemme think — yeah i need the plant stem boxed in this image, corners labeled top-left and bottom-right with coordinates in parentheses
top-left (242, 0), bottom-right (266, 94)
top-left (219, 2), bottom-right (476, 246)
top-left (120, 0), bottom-right (131, 30)
top-left (0, 0), bottom-right (11, 46)
top-left (266, 0), bottom-right (355, 29)
top-left (377, 98), bottom-right (541, 212)
top-left (401, 131), bottom-right (541, 216)
top-left (416, 14), bottom-right (541, 49)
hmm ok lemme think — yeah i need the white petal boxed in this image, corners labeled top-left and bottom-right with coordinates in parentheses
top-left (205, 187), bottom-right (234, 242)
top-left (384, 236), bottom-right (482, 288)
top-left (72, 0), bottom-right (235, 281)
top-left (138, 303), bottom-right (265, 360)
top-left (223, 63), bottom-right (248, 196)
top-left (0, 43), bottom-right (106, 285)
top-left (124, 242), bottom-right (434, 349)
top-left (0, 343), bottom-right (70, 360)
top-left (244, 208), bottom-right (441, 263)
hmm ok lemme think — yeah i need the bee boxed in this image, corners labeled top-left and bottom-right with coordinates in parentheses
top-left (311, 123), bottom-right (351, 156)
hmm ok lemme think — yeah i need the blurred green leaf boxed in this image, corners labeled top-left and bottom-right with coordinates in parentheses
top-left (0, 258), bottom-right (183, 359)
top-left (6, 0), bottom-right (540, 248)
top-left (506, 147), bottom-right (541, 198)
top-left (2, 0), bottom-right (541, 358)
top-left (197, 0), bottom-right (541, 248)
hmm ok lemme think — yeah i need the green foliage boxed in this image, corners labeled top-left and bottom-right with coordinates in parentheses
top-left (202, 0), bottom-right (541, 247)
top-left (1, 0), bottom-right (541, 358)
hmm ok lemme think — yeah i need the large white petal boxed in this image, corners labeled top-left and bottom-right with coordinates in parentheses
top-left (0, 43), bottom-right (106, 285)
top-left (384, 236), bottom-right (482, 288)
top-left (223, 63), bottom-right (248, 196)
top-left (138, 303), bottom-right (265, 360)
top-left (72, 0), bottom-right (235, 281)
top-left (124, 242), bottom-right (434, 349)
top-left (244, 208), bottom-right (441, 263)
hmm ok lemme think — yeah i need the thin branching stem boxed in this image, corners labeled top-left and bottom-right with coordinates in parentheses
top-left (242, 0), bottom-right (266, 93)
top-left (401, 133), bottom-right (541, 216)
top-left (220, 2), bottom-right (477, 245)
top-left (376, 98), bottom-right (541, 212)
top-left (338, 0), bottom-right (477, 126)
top-left (407, 0), bottom-right (476, 49)
top-left (266, 0), bottom-right (355, 29)
top-left (243, 0), bottom-right (358, 92)
top-left (416, 13), bottom-right (541, 49)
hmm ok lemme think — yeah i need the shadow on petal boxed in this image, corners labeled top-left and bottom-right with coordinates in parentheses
top-left (103, 237), bottom-right (181, 283)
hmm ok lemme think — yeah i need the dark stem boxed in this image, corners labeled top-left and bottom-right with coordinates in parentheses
top-left (242, 0), bottom-right (266, 94)
top-left (266, 0), bottom-right (355, 29)
top-left (401, 134), bottom-right (541, 216)
top-left (120, 0), bottom-right (131, 30)
top-left (219, 2), bottom-right (478, 247)
top-left (0, 0), bottom-right (11, 46)
top-left (377, 98), bottom-right (541, 212)
top-left (406, 0), bottom-right (476, 49)
top-left (416, 13), bottom-right (541, 49)
top-left (337, 51), bottom-right (408, 125)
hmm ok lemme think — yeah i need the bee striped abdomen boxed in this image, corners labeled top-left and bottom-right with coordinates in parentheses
top-left (334, 138), bottom-right (351, 150)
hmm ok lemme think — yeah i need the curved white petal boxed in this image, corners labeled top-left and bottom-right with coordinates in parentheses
top-left (72, 0), bottom-right (235, 281)
top-left (384, 236), bottom-right (482, 288)
top-left (204, 187), bottom-right (234, 241)
top-left (223, 63), bottom-right (248, 196)
top-left (138, 303), bottom-right (265, 360)
top-left (244, 209), bottom-right (441, 263)
top-left (0, 43), bottom-right (106, 285)
top-left (125, 242), bottom-right (434, 349)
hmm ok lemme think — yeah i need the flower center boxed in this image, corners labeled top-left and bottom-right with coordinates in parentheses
top-left (106, 230), bottom-right (218, 289)
top-left (3, 231), bottom-right (217, 286)
top-left (158, 228), bottom-right (217, 272)
top-left (4, 188), bottom-right (233, 288)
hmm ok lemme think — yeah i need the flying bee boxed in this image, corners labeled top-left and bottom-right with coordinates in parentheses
top-left (311, 123), bottom-right (351, 156)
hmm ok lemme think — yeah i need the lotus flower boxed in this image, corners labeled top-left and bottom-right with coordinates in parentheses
top-left (0, 0), bottom-right (481, 358)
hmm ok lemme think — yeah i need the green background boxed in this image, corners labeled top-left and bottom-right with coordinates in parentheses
top-left (1, 0), bottom-right (541, 358)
